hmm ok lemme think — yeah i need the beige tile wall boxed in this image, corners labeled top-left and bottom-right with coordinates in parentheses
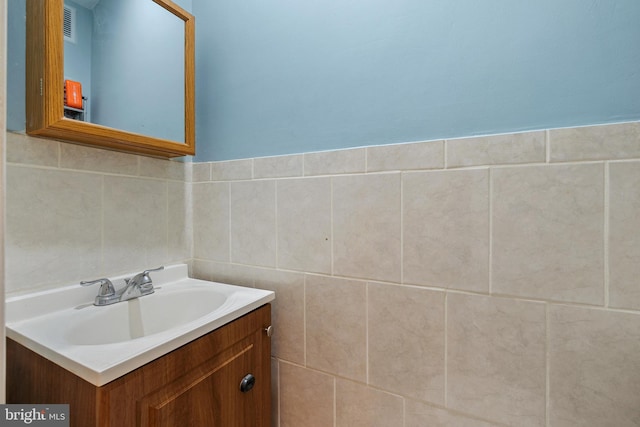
top-left (6, 121), bottom-right (640, 426)
top-left (192, 121), bottom-right (640, 427)
top-left (5, 132), bottom-right (192, 294)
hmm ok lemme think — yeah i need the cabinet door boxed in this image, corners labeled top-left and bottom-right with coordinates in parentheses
top-left (137, 330), bottom-right (269, 427)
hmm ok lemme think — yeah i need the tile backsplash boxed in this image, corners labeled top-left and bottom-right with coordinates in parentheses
top-left (6, 121), bottom-right (640, 426)
top-left (192, 121), bottom-right (640, 427)
top-left (5, 132), bottom-right (192, 294)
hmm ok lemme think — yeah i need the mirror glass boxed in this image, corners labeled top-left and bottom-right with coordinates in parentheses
top-left (63, 0), bottom-right (185, 143)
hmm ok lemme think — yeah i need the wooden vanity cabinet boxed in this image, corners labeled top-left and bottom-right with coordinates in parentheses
top-left (7, 304), bottom-right (272, 427)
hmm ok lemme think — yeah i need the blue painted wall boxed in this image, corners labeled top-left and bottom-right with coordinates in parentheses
top-left (8, 1), bottom-right (640, 161)
top-left (7, 0), bottom-right (26, 131)
top-left (194, 0), bottom-right (640, 161)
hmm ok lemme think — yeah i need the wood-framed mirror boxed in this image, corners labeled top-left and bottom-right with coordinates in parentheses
top-left (26, 0), bottom-right (195, 158)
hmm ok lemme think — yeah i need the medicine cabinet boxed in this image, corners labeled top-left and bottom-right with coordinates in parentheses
top-left (26, 0), bottom-right (195, 158)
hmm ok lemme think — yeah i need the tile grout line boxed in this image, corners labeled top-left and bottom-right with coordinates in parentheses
top-left (163, 158), bottom-right (635, 174)
top-left (604, 162), bottom-right (610, 307)
top-left (443, 140), bottom-right (448, 169)
top-left (189, 169), bottom-right (195, 267)
top-left (100, 175), bottom-right (105, 274)
top-left (365, 282), bottom-right (370, 385)
top-left (333, 376), bottom-right (337, 427)
top-left (197, 256), bottom-right (640, 316)
top-left (330, 177), bottom-right (335, 276)
top-left (545, 303), bottom-right (550, 427)
top-left (227, 254), bottom-right (640, 314)
top-left (545, 129), bottom-right (551, 163)
top-left (302, 153), bottom-right (306, 176)
top-left (228, 182), bottom-right (232, 263)
top-left (277, 359), bottom-right (282, 427)
top-left (364, 147), bottom-right (369, 173)
top-left (56, 141), bottom-right (62, 168)
top-left (488, 168), bottom-right (493, 295)
top-left (444, 291), bottom-right (448, 408)
top-left (16, 152), bottom-right (638, 180)
top-left (165, 180), bottom-right (170, 263)
top-left (275, 180), bottom-right (279, 269)
top-left (303, 274), bottom-right (307, 366)
top-left (400, 172), bottom-right (404, 284)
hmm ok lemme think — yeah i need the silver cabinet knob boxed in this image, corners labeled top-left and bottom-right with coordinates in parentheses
top-left (264, 325), bottom-right (273, 337)
top-left (239, 374), bottom-right (256, 393)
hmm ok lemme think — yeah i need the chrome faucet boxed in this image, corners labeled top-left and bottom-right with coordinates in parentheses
top-left (81, 266), bottom-right (164, 306)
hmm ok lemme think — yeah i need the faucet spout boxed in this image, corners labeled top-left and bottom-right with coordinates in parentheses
top-left (120, 266), bottom-right (164, 301)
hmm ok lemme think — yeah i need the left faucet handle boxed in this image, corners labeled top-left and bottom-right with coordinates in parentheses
top-left (80, 278), bottom-right (116, 297)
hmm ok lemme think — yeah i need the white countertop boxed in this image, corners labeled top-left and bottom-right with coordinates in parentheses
top-left (6, 264), bottom-right (275, 386)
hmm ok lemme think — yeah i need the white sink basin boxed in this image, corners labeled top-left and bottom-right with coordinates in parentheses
top-left (65, 285), bottom-right (230, 345)
top-left (6, 264), bottom-right (275, 386)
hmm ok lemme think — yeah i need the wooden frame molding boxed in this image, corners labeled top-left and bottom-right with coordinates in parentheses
top-left (26, 0), bottom-right (195, 158)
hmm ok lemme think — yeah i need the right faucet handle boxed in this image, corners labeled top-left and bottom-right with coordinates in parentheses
top-left (142, 266), bottom-right (164, 276)
top-left (80, 278), bottom-right (116, 297)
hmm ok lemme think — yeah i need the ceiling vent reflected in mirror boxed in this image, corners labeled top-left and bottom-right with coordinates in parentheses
top-left (63, 5), bottom-right (75, 43)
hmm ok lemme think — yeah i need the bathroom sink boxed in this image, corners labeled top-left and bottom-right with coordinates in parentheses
top-left (65, 285), bottom-right (230, 345)
top-left (5, 264), bottom-right (275, 386)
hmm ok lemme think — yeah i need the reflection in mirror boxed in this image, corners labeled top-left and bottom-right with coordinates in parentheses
top-left (63, 0), bottom-right (185, 143)
top-left (26, 0), bottom-right (194, 157)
